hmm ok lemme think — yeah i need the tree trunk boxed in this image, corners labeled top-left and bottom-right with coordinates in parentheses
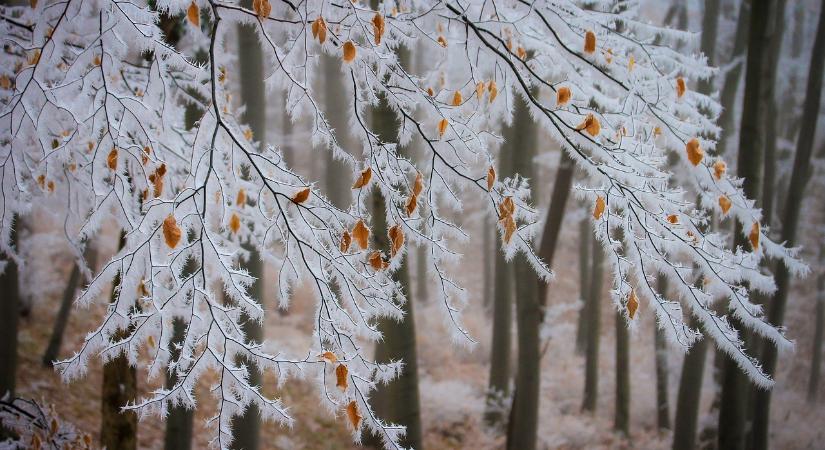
top-left (809, 274), bottom-right (824, 401)
top-left (654, 277), bottom-right (670, 431)
top-left (164, 318), bottom-right (194, 450)
top-left (582, 236), bottom-right (604, 413)
top-left (672, 317), bottom-right (708, 450)
top-left (322, 53), bottom-right (351, 210)
top-left (751, 4), bottom-right (825, 448)
top-left (0, 221), bottom-right (19, 400)
top-left (715, 0), bottom-right (751, 157)
top-left (535, 150), bottom-right (574, 308)
top-left (718, 2), bottom-right (771, 448)
top-left (615, 310), bottom-right (630, 436)
top-left (101, 233), bottom-right (137, 450)
top-left (505, 94), bottom-right (540, 450)
top-left (230, 7), bottom-right (267, 448)
top-left (575, 214), bottom-right (591, 354)
top-left (483, 216), bottom-right (493, 309)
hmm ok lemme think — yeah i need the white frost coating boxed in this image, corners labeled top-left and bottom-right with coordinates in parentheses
top-left (0, 0), bottom-right (805, 447)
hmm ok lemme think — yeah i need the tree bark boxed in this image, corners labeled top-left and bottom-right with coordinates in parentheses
top-left (164, 318), bottom-right (194, 450)
top-left (575, 214), bottom-right (591, 354)
top-left (535, 150), bottom-right (574, 308)
top-left (505, 94), bottom-right (540, 450)
top-left (230, 7), bottom-right (267, 448)
top-left (101, 233), bottom-right (137, 450)
top-left (615, 310), bottom-right (630, 436)
top-left (672, 318), bottom-right (708, 450)
top-left (0, 221), bottom-right (19, 400)
top-left (582, 236), bottom-right (604, 413)
top-left (715, 0), bottom-right (751, 158)
top-left (750, 4), bottom-right (825, 448)
top-left (809, 274), bottom-right (824, 401)
top-left (483, 216), bottom-right (493, 310)
top-left (322, 53), bottom-right (351, 210)
top-left (654, 277), bottom-right (670, 431)
top-left (718, 2), bottom-right (771, 448)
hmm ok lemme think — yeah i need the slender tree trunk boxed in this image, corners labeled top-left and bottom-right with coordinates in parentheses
top-left (535, 150), bottom-right (574, 308)
top-left (718, 2), bottom-right (772, 448)
top-left (416, 245), bottom-right (428, 304)
top-left (760, 1), bottom-right (787, 230)
top-left (164, 318), bottom-right (193, 450)
top-left (615, 310), bottom-right (630, 436)
top-left (751, 5), bottom-right (825, 448)
top-left (0, 221), bottom-right (19, 400)
top-left (230, 8), bottom-right (267, 448)
top-left (322, 53), bottom-right (351, 210)
top-left (483, 216), bottom-right (493, 309)
top-left (809, 274), bottom-right (824, 401)
top-left (654, 277), bottom-right (670, 431)
top-left (672, 321), bottom-right (708, 450)
top-left (505, 94), bottom-right (540, 450)
top-left (582, 237), bottom-right (604, 413)
top-left (715, 0), bottom-right (751, 158)
top-left (101, 233), bottom-right (137, 450)
top-left (575, 214), bottom-right (591, 354)
top-left (42, 246), bottom-right (97, 367)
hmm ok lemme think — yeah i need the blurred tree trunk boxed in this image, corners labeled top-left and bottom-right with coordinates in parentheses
top-left (484, 106), bottom-right (517, 429)
top-left (582, 236), bottom-right (604, 413)
top-left (505, 95), bottom-right (540, 450)
top-left (0, 220), bottom-right (19, 400)
top-left (654, 277), bottom-right (670, 431)
top-left (536, 149), bottom-right (574, 307)
top-left (164, 318), bottom-right (194, 450)
top-left (42, 245), bottom-right (97, 367)
top-left (810, 273), bottom-right (824, 401)
top-left (615, 311), bottom-right (630, 436)
top-left (759, 0), bottom-right (786, 231)
top-left (483, 216), bottom-right (493, 309)
top-left (715, 0), bottom-right (751, 157)
top-left (230, 7), bottom-right (268, 448)
top-left (322, 53), bottom-right (351, 209)
top-left (416, 244), bottom-right (428, 304)
top-left (575, 214), bottom-right (591, 354)
top-left (672, 319), bottom-right (708, 450)
top-left (718, 2), bottom-right (772, 448)
top-left (751, 4), bottom-right (825, 448)
top-left (101, 233), bottom-right (137, 450)
top-left (366, 39), bottom-right (422, 449)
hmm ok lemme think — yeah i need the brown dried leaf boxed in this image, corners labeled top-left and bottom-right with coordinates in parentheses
top-left (352, 167), bottom-right (372, 189)
top-left (319, 351), bottom-right (338, 363)
top-left (488, 80), bottom-right (498, 103)
top-left (236, 189), bottom-right (246, 206)
top-left (593, 195), bottom-right (605, 220)
top-left (388, 224), bottom-right (404, 257)
top-left (372, 13), bottom-right (385, 45)
top-left (517, 46), bottom-right (527, 60)
top-left (627, 289), bottom-right (639, 319)
top-left (405, 195), bottom-right (418, 216)
top-left (187, 1), bottom-right (199, 27)
top-left (292, 187), bottom-right (311, 204)
top-left (475, 81), bottom-right (485, 100)
top-left (346, 400), bottom-right (362, 430)
top-left (686, 138), bottom-right (703, 166)
top-left (584, 30), bottom-right (596, 54)
top-left (340, 230), bottom-right (352, 253)
top-left (676, 76), bottom-right (686, 98)
top-left (335, 364), bottom-right (349, 391)
top-left (556, 86), bottom-right (571, 106)
top-left (499, 196), bottom-right (515, 218)
top-left (719, 195), bottom-right (732, 215)
top-left (576, 113), bottom-right (600, 137)
top-left (229, 213), bottom-right (241, 234)
top-left (342, 41), bottom-right (357, 63)
top-left (368, 251), bottom-right (388, 271)
top-left (486, 166), bottom-right (496, 191)
top-left (412, 171), bottom-right (424, 197)
top-left (502, 215), bottom-right (516, 244)
top-left (437, 118), bottom-right (449, 137)
top-left (749, 222), bottom-right (760, 251)
top-left (713, 160), bottom-right (727, 180)
top-left (253, 0), bottom-right (271, 19)
top-left (163, 215), bottom-right (182, 249)
top-left (452, 90), bottom-right (463, 106)
top-left (352, 219), bottom-right (370, 250)
top-left (667, 214), bottom-right (679, 224)
top-left (107, 148), bottom-right (118, 171)
top-left (437, 35), bottom-right (447, 47)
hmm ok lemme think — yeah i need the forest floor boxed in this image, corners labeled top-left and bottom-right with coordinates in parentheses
top-left (14, 207), bottom-right (825, 449)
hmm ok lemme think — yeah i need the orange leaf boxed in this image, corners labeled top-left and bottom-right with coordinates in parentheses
top-left (437, 118), bottom-right (448, 137)
top-left (488, 80), bottom-right (498, 103)
top-left (437, 35), bottom-right (447, 47)
top-left (584, 30), bottom-right (596, 54)
top-left (749, 222), bottom-right (760, 251)
top-left (107, 148), bottom-right (118, 171)
top-left (236, 189), bottom-right (247, 206)
top-left (452, 90), bottom-right (463, 106)
top-left (312, 17), bottom-right (327, 44)
top-left (368, 251), bottom-right (388, 271)
top-left (352, 167), bottom-right (372, 189)
top-left (346, 401), bottom-right (362, 430)
top-left (486, 166), bottom-right (496, 191)
top-left (516, 46), bottom-right (527, 60)
top-left (187, 1), bottom-right (199, 27)
top-left (412, 171), bottom-right (424, 197)
top-left (719, 195), bottom-right (732, 215)
top-left (335, 364), bottom-right (349, 391)
top-left (405, 195), bottom-right (418, 216)
top-left (475, 81), bottom-right (485, 100)
top-left (676, 76), bottom-right (686, 98)
top-left (593, 195), bottom-right (605, 220)
top-left (667, 214), bottom-right (679, 224)
top-left (502, 215), bottom-right (516, 244)
top-left (340, 231), bottom-right (352, 253)
top-left (253, 0), bottom-right (271, 19)
top-left (319, 351), bottom-right (338, 363)
top-left (372, 13), bottom-right (385, 45)
top-left (627, 289), bottom-right (639, 319)
top-left (292, 187), bottom-right (311, 204)
top-left (556, 86), bottom-right (571, 106)
top-left (686, 138), bottom-right (703, 166)
top-left (352, 219), bottom-right (370, 250)
top-left (163, 215), bottom-right (182, 249)
top-left (499, 196), bottom-right (515, 218)
top-left (713, 160), bottom-right (726, 180)
top-left (388, 224), bottom-right (404, 257)
top-left (342, 41), bottom-right (357, 63)
top-left (576, 114), bottom-right (600, 137)
top-left (229, 213), bottom-right (241, 234)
